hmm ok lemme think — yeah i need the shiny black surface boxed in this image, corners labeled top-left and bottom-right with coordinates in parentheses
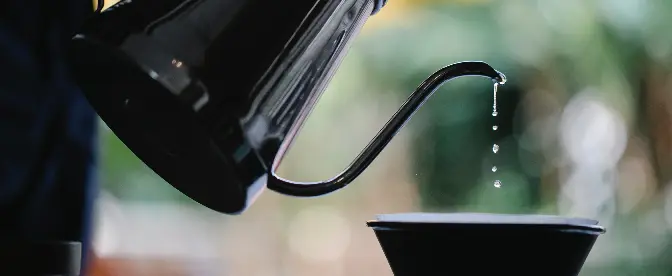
top-left (69, 0), bottom-right (504, 214)
top-left (368, 214), bottom-right (604, 276)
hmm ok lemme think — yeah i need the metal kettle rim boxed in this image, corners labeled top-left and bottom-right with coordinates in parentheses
top-left (93, 0), bottom-right (389, 15)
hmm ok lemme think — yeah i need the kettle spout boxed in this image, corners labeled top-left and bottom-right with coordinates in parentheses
top-left (268, 61), bottom-right (506, 196)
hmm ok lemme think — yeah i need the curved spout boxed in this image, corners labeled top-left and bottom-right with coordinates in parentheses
top-left (268, 61), bottom-right (506, 196)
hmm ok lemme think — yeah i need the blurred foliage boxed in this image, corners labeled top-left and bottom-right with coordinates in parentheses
top-left (356, 1), bottom-right (672, 274)
top-left (96, 0), bottom-right (672, 275)
top-left (359, 3), bottom-right (541, 211)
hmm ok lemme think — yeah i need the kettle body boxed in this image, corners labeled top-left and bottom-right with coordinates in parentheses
top-left (69, 0), bottom-right (504, 214)
top-left (70, 0), bottom-right (384, 214)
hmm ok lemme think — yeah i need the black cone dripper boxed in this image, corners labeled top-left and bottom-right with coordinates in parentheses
top-left (367, 213), bottom-right (605, 276)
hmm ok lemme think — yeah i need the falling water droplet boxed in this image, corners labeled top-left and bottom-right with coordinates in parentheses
top-left (490, 76), bottom-right (505, 190)
top-left (492, 82), bottom-right (499, 117)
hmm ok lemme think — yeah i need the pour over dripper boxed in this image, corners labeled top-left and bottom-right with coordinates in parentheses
top-left (367, 213), bottom-right (605, 276)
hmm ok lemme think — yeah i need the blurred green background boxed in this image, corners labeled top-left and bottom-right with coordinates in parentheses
top-left (91, 0), bottom-right (672, 275)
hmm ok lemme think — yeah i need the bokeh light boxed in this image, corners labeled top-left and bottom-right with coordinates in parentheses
top-left (87, 1), bottom-right (672, 275)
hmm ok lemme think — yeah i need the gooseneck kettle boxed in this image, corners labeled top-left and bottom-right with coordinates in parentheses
top-left (68, 0), bottom-right (506, 214)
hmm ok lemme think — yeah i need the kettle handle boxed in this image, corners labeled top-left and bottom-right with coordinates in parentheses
top-left (267, 61), bottom-right (506, 197)
top-left (94, 0), bottom-right (105, 13)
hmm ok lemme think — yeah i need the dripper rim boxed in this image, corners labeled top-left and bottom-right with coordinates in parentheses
top-left (367, 212), bottom-right (606, 234)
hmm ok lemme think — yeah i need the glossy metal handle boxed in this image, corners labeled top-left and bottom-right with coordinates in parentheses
top-left (267, 61), bottom-right (507, 196)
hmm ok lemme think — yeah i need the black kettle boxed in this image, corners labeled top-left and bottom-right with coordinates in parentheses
top-left (68, 0), bottom-right (506, 214)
